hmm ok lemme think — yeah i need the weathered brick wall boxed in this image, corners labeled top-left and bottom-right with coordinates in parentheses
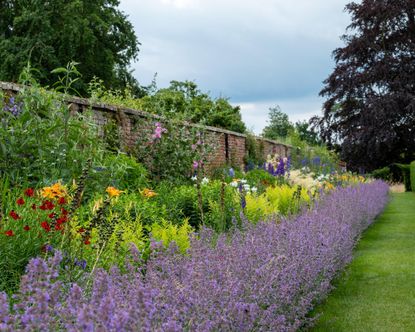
top-left (0, 81), bottom-right (292, 170)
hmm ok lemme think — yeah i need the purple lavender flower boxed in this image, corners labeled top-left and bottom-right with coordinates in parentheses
top-left (0, 181), bottom-right (389, 331)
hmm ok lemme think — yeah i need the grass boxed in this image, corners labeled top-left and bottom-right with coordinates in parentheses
top-left (311, 192), bottom-right (415, 332)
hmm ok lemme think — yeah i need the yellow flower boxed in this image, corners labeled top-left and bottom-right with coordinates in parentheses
top-left (106, 186), bottom-right (122, 198)
top-left (324, 182), bottom-right (335, 191)
top-left (41, 182), bottom-right (67, 199)
top-left (141, 188), bottom-right (157, 198)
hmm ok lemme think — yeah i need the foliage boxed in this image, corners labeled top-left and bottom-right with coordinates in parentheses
top-left (149, 219), bottom-right (193, 253)
top-left (371, 167), bottom-right (392, 182)
top-left (0, 66), bottom-right (105, 185)
top-left (0, 182), bottom-right (71, 292)
top-left (410, 161), bottom-right (415, 192)
top-left (315, 0), bottom-right (415, 171)
top-left (395, 163), bottom-right (411, 192)
top-left (88, 79), bottom-right (247, 133)
top-left (294, 120), bottom-right (321, 146)
top-left (87, 153), bottom-right (148, 196)
top-left (140, 80), bottom-right (247, 133)
top-left (134, 119), bottom-right (215, 184)
top-left (244, 184), bottom-right (312, 223)
top-left (244, 132), bottom-right (265, 168)
top-left (156, 180), bottom-right (242, 232)
top-left (0, 182), bottom-right (389, 331)
top-left (0, 0), bottom-right (140, 96)
top-left (244, 168), bottom-right (276, 192)
top-left (262, 105), bottom-right (294, 140)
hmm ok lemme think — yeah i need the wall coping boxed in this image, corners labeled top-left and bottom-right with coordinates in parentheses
top-left (0, 81), bottom-right (293, 148)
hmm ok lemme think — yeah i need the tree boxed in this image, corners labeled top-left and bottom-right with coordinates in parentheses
top-left (294, 120), bottom-right (321, 146)
top-left (140, 80), bottom-right (246, 133)
top-left (315, 0), bottom-right (415, 171)
top-left (0, 0), bottom-right (140, 96)
top-left (262, 106), bottom-right (293, 140)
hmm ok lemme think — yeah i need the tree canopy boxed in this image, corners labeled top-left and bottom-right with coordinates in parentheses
top-left (262, 106), bottom-right (293, 140)
top-left (0, 0), bottom-right (140, 95)
top-left (140, 80), bottom-right (246, 133)
top-left (315, 0), bottom-right (415, 171)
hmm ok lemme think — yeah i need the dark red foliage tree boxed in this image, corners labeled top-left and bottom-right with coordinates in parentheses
top-left (315, 0), bottom-right (415, 171)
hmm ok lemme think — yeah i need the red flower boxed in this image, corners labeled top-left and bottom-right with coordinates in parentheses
top-left (23, 225), bottom-right (30, 231)
top-left (40, 201), bottom-right (54, 210)
top-left (16, 197), bottom-right (25, 205)
top-left (24, 188), bottom-right (34, 197)
top-left (84, 238), bottom-right (91, 245)
top-left (77, 227), bottom-right (85, 233)
top-left (56, 216), bottom-right (67, 225)
top-left (40, 221), bottom-right (51, 232)
top-left (55, 224), bottom-right (64, 231)
top-left (5, 230), bottom-right (14, 236)
top-left (61, 208), bottom-right (68, 216)
top-left (57, 197), bottom-right (66, 205)
top-left (31, 204), bottom-right (37, 210)
top-left (48, 213), bottom-right (55, 219)
top-left (9, 210), bottom-right (21, 220)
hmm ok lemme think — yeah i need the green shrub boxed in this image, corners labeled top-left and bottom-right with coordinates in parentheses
top-left (410, 161), bottom-right (415, 192)
top-left (372, 167), bottom-right (391, 181)
top-left (0, 67), bottom-right (104, 186)
top-left (134, 119), bottom-right (215, 184)
top-left (86, 153), bottom-right (148, 198)
top-left (245, 169), bottom-right (276, 192)
top-left (156, 180), bottom-right (241, 231)
top-left (244, 132), bottom-right (265, 167)
top-left (395, 163), bottom-right (411, 191)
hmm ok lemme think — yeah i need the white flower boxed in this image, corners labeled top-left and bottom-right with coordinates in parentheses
top-left (251, 186), bottom-right (258, 193)
top-left (240, 179), bottom-right (247, 184)
top-left (230, 181), bottom-right (239, 187)
top-left (201, 177), bottom-right (209, 185)
top-left (243, 184), bottom-right (250, 191)
top-left (191, 175), bottom-right (197, 181)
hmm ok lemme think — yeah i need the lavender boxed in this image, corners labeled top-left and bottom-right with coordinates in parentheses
top-left (0, 181), bottom-right (389, 331)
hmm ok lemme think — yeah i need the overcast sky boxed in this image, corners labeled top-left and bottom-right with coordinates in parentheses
top-left (119, 0), bottom-right (352, 133)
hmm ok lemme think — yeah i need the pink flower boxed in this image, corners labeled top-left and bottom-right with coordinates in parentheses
top-left (193, 161), bottom-right (199, 169)
top-left (152, 123), bottom-right (167, 139)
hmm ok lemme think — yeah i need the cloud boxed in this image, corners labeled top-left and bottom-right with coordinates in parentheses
top-left (237, 95), bottom-right (324, 134)
top-left (119, 0), bottom-right (351, 131)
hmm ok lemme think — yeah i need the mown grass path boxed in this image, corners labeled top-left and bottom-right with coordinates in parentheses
top-left (311, 192), bottom-right (415, 332)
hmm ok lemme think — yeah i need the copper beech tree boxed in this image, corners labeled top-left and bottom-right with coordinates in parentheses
top-left (315, 0), bottom-right (415, 171)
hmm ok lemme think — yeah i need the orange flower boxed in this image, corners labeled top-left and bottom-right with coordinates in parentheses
top-left (141, 188), bottom-right (157, 198)
top-left (41, 182), bottom-right (67, 199)
top-left (106, 186), bottom-right (122, 198)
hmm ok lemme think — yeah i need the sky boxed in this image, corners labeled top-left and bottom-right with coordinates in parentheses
top-left (119, 0), bottom-right (352, 134)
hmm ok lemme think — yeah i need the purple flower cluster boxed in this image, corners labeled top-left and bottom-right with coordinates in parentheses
top-left (0, 181), bottom-right (389, 331)
top-left (2, 97), bottom-right (23, 117)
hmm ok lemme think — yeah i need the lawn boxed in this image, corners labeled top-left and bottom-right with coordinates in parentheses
top-left (311, 192), bottom-right (415, 332)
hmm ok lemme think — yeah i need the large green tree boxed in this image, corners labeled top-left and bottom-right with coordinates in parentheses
top-left (262, 106), bottom-right (293, 140)
top-left (0, 0), bottom-right (140, 95)
top-left (315, 0), bottom-right (415, 171)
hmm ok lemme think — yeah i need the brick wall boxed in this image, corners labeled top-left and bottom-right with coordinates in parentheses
top-left (0, 81), bottom-right (292, 170)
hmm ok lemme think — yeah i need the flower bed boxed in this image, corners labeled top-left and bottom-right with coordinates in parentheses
top-left (0, 181), bottom-right (389, 331)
